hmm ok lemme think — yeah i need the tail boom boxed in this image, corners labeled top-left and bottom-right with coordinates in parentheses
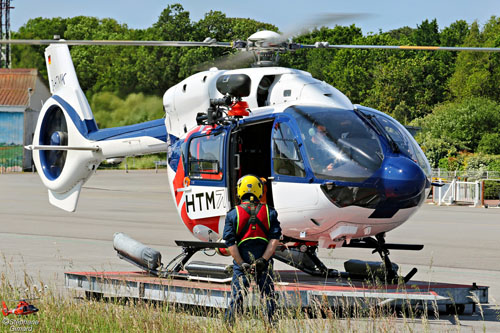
top-left (32, 43), bottom-right (168, 212)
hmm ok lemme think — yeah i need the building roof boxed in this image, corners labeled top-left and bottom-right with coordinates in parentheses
top-left (0, 68), bottom-right (39, 107)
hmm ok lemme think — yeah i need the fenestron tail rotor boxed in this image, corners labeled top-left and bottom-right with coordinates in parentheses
top-left (39, 106), bottom-right (68, 180)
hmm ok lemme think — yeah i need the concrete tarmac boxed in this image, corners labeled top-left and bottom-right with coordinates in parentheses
top-left (1, 170), bottom-right (499, 330)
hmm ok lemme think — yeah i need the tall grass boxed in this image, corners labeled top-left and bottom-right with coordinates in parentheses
top-left (0, 255), bottom-right (491, 332)
top-left (0, 271), bottom-right (474, 333)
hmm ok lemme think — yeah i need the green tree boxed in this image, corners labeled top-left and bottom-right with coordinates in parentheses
top-left (366, 53), bottom-right (447, 122)
top-left (448, 17), bottom-right (500, 102)
top-left (386, 26), bottom-right (413, 40)
top-left (280, 25), bottom-right (363, 81)
top-left (413, 97), bottom-right (500, 165)
top-left (440, 20), bottom-right (469, 46)
top-left (90, 92), bottom-right (164, 128)
top-left (323, 33), bottom-right (396, 104)
top-left (65, 17), bottom-right (134, 95)
top-left (11, 17), bottom-right (69, 80)
top-left (412, 19), bottom-right (440, 46)
top-left (477, 133), bottom-right (500, 154)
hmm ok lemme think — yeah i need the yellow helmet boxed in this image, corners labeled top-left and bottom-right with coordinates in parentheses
top-left (237, 175), bottom-right (263, 201)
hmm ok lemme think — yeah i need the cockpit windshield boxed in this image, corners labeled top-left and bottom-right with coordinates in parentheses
top-left (286, 106), bottom-right (383, 182)
top-left (356, 106), bottom-right (431, 178)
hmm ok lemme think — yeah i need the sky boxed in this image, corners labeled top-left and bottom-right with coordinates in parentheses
top-left (8, 0), bottom-right (500, 36)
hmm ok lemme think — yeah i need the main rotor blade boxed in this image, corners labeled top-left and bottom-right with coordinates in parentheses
top-left (279, 13), bottom-right (368, 42)
top-left (3, 38), bottom-right (500, 52)
top-left (205, 51), bottom-right (255, 70)
top-left (299, 44), bottom-right (500, 52)
top-left (0, 39), bottom-right (232, 47)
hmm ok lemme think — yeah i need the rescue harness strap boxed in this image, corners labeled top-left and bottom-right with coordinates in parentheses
top-left (236, 203), bottom-right (270, 243)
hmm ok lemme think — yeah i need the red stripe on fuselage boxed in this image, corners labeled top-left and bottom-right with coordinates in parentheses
top-left (173, 159), bottom-right (185, 206)
top-left (180, 202), bottom-right (220, 234)
top-left (173, 124), bottom-right (222, 235)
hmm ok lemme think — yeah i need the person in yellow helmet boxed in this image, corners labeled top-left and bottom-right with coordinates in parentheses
top-left (223, 174), bottom-right (281, 324)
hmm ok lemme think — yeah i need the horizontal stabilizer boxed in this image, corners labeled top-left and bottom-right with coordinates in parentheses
top-left (48, 181), bottom-right (83, 212)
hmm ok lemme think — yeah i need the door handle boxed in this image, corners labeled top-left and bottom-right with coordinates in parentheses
top-left (235, 154), bottom-right (240, 170)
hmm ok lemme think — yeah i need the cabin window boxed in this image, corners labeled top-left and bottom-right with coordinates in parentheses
top-left (272, 122), bottom-right (306, 177)
top-left (188, 132), bottom-right (224, 180)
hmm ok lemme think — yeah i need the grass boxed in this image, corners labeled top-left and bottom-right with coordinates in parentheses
top-left (0, 145), bottom-right (23, 170)
top-left (1, 270), bottom-right (485, 333)
top-left (1, 254), bottom-right (496, 332)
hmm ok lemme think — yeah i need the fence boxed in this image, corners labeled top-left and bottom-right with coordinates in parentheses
top-left (431, 169), bottom-right (500, 181)
top-left (433, 179), bottom-right (483, 207)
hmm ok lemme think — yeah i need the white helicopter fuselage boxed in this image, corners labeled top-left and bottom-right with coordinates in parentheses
top-left (28, 44), bottom-right (429, 250)
top-left (163, 66), bottom-right (353, 138)
top-left (162, 66), bottom-right (430, 248)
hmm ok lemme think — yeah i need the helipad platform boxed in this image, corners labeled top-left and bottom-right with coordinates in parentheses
top-left (65, 270), bottom-right (488, 315)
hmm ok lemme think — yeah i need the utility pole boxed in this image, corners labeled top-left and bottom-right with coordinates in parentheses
top-left (1, 0), bottom-right (14, 68)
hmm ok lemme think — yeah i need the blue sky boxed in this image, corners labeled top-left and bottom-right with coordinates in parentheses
top-left (9, 1), bottom-right (500, 36)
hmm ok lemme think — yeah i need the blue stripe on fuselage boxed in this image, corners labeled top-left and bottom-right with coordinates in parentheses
top-left (51, 95), bottom-right (167, 143)
top-left (52, 95), bottom-right (93, 137)
top-left (168, 136), bottom-right (182, 172)
top-left (87, 119), bottom-right (167, 142)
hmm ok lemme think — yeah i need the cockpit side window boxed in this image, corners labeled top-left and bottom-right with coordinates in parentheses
top-left (272, 121), bottom-right (306, 177)
top-left (188, 132), bottom-right (224, 180)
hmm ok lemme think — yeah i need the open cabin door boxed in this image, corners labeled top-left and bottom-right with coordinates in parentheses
top-left (183, 127), bottom-right (230, 224)
top-left (228, 119), bottom-right (275, 208)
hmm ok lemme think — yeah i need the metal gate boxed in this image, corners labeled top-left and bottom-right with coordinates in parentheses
top-left (433, 179), bottom-right (483, 207)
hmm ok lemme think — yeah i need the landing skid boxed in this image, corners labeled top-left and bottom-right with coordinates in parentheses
top-left (274, 233), bottom-right (421, 283)
top-left (163, 240), bottom-right (229, 277)
top-left (273, 244), bottom-right (346, 278)
top-left (343, 233), bottom-right (422, 283)
top-left (115, 235), bottom-right (422, 283)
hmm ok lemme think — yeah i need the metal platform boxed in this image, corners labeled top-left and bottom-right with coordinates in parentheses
top-left (65, 270), bottom-right (488, 314)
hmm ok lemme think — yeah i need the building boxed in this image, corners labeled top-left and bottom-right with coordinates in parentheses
top-left (0, 68), bottom-right (51, 172)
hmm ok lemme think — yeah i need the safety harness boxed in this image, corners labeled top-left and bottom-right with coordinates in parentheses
top-left (235, 202), bottom-right (270, 246)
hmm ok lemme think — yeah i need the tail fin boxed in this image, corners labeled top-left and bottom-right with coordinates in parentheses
top-left (45, 43), bottom-right (95, 126)
top-left (2, 301), bottom-right (8, 316)
top-left (31, 44), bottom-right (168, 212)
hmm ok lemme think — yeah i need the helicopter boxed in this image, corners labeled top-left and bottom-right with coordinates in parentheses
top-left (3, 24), bottom-right (499, 281)
top-left (2, 299), bottom-right (39, 316)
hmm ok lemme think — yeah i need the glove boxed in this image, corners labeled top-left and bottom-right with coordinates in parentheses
top-left (241, 262), bottom-right (253, 274)
top-left (254, 257), bottom-right (268, 274)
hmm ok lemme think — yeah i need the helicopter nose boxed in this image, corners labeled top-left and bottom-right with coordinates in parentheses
top-left (381, 156), bottom-right (426, 200)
